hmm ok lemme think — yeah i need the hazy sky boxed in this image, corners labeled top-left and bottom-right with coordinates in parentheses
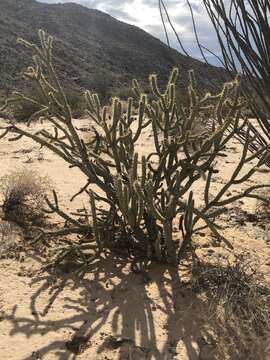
top-left (38, 0), bottom-right (221, 65)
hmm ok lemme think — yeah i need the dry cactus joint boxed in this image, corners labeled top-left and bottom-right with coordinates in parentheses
top-left (0, 29), bottom-right (270, 266)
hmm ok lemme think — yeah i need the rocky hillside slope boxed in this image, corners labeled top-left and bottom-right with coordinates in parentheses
top-left (0, 0), bottom-right (229, 95)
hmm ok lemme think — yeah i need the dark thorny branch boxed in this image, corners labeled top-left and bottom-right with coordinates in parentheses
top-left (159, 0), bottom-right (270, 166)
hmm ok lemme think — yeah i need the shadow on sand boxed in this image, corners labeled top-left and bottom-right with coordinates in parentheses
top-left (5, 255), bottom-right (213, 360)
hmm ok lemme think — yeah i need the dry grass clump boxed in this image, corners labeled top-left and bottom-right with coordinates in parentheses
top-left (256, 189), bottom-right (270, 218)
top-left (0, 220), bottom-right (24, 259)
top-left (192, 257), bottom-right (270, 360)
top-left (255, 190), bottom-right (270, 241)
top-left (0, 168), bottom-right (50, 228)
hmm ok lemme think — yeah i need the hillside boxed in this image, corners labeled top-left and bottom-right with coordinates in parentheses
top-left (0, 0), bottom-right (230, 96)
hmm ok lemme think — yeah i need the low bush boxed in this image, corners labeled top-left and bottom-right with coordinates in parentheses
top-left (64, 88), bottom-right (87, 119)
top-left (7, 87), bottom-right (86, 122)
top-left (192, 257), bottom-right (270, 359)
top-left (113, 86), bottom-right (134, 100)
top-left (9, 94), bottom-right (41, 122)
top-left (0, 168), bottom-right (50, 228)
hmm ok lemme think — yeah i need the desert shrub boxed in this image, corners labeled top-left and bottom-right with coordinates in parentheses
top-left (1, 30), bottom-right (270, 268)
top-left (9, 95), bottom-right (41, 122)
top-left (255, 190), bottom-right (270, 241)
top-left (192, 258), bottom-right (270, 359)
top-left (0, 168), bottom-right (50, 228)
top-left (256, 189), bottom-right (270, 213)
top-left (113, 86), bottom-right (134, 100)
top-left (64, 88), bottom-right (87, 118)
top-left (0, 220), bottom-right (24, 259)
top-left (7, 87), bottom-right (86, 122)
top-left (91, 71), bottom-right (112, 105)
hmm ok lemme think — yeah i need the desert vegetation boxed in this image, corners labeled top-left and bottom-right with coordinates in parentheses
top-left (192, 256), bottom-right (270, 359)
top-left (0, 168), bottom-right (49, 228)
top-left (0, 30), bottom-right (269, 268)
top-left (0, 3), bottom-right (269, 358)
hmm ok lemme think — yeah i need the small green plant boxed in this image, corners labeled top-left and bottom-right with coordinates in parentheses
top-left (1, 30), bottom-right (270, 267)
top-left (0, 168), bottom-right (50, 228)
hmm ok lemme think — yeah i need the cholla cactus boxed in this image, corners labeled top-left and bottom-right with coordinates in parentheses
top-left (1, 30), bottom-right (270, 266)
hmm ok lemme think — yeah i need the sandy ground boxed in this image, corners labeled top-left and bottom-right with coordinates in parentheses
top-left (0, 117), bottom-right (269, 360)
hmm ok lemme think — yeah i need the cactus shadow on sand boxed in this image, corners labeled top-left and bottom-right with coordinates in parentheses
top-left (4, 255), bottom-right (215, 360)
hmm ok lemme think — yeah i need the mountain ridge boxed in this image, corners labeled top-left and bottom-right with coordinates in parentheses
top-left (0, 0), bottom-right (230, 96)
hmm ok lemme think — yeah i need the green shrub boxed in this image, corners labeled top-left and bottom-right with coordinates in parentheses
top-left (1, 30), bottom-right (270, 267)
